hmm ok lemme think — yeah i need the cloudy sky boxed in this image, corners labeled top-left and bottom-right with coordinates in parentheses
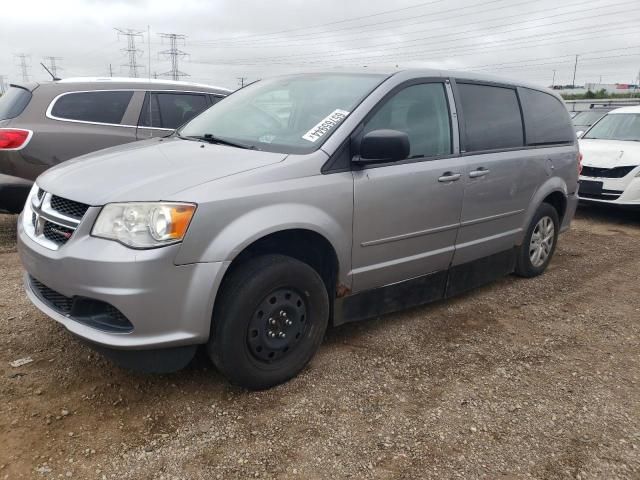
top-left (1, 0), bottom-right (639, 90)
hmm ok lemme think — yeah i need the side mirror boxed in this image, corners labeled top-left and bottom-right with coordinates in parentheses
top-left (356, 129), bottom-right (410, 163)
top-left (576, 130), bottom-right (585, 139)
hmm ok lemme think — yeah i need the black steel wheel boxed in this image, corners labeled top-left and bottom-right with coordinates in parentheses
top-left (208, 254), bottom-right (329, 390)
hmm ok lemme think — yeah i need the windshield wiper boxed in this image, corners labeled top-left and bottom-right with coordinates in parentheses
top-left (177, 132), bottom-right (256, 150)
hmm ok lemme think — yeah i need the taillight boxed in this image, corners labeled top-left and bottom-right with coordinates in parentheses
top-left (577, 151), bottom-right (583, 176)
top-left (0, 129), bottom-right (32, 150)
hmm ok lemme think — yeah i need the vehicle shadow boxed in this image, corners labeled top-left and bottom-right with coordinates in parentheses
top-left (575, 203), bottom-right (640, 228)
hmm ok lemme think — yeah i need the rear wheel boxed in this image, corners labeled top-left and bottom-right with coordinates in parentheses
top-left (208, 254), bottom-right (329, 390)
top-left (515, 203), bottom-right (560, 278)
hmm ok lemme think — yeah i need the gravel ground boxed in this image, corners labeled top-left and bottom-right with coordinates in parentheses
top-left (1, 206), bottom-right (639, 479)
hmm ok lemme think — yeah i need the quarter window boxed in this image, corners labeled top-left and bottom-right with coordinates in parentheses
top-left (139, 93), bottom-right (210, 129)
top-left (456, 83), bottom-right (524, 152)
top-left (363, 83), bottom-right (452, 159)
top-left (50, 91), bottom-right (133, 124)
top-left (519, 88), bottom-right (574, 145)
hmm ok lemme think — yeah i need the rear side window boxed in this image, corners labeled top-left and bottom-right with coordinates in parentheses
top-left (139, 92), bottom-right (210, 129)
top-left (520, 88), bottom-right (574, 145)
top-left (0, 87), bottom-right (32, 120)
top-left (456, 82), bottom-right (524, 152)
top-left (50, 91), bottom-right (133, 124)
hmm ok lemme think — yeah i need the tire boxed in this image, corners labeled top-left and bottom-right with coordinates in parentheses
top-left (208, 254), bottom-right (329, 390)
top-left (515, 202), bottom-right (560, 278)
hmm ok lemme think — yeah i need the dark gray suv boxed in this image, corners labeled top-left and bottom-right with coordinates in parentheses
top-left (0, 77), bottom-right (230, 213)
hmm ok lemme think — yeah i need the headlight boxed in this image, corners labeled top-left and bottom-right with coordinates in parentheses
top-left (92, 202), bottom-right (196, 248)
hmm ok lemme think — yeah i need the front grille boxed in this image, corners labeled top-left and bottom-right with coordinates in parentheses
top-left (43, 221), bottom-right (74, 245)
top-left (50, 195), bottom-right (90, 219)
top-left (30, 277), bottom-right (73, 313)
top-left (26, 189), bottom-right (89, 251)
top-left (29, 276), bottom-right (133, 333)
top-left (582, 165), bottom-right (636, 178)
top-left (580, 190), bottom-right (623, 201)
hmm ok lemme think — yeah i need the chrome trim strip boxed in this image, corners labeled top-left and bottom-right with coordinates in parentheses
top-left (459, 209), bottom-right (524, 227)
top-left (362, 222), bottom-right (460, 247)
top-left (45, 89), bottom-right (225, 129)
top-left (24, 190), bottom-right (83, 251)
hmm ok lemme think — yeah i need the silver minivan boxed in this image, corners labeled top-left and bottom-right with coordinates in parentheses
top-left (17, 70), bottom-right (579, 389)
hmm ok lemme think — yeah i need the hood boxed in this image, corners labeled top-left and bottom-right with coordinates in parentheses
top-left (579, 139), bottom-right (640, 169)
top-left (37, 137), bottom-right (287, 205)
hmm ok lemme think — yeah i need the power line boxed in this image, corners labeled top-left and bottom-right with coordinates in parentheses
top-left (189, 0), bottom-right (448, 45)
top-left (14, 54), bottom-right (30, 82)
top-left (158, 33), bottom-right (189, 81)
top-left (42, 56), bottom-right (63, 78)
top-left (191, 19), bottom-right (640, 68)
top-left (115, 28), bottom-right (145, 78)
top-left (207, 6), bottom-right (640, 65)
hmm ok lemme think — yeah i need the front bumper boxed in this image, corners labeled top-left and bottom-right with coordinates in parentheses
top-left (578, 173), bottom-right (640, 207)
top-left (18, 209), bottom-right (229, 350)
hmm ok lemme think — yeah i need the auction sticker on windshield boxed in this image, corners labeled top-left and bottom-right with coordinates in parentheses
top-left (302, 109), bottom-right (350, 143)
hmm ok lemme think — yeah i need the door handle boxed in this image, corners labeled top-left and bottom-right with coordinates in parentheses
top-left (469, 168), bottom-right (490, 178)
top-left (438, 172), bottom-right (462, 182)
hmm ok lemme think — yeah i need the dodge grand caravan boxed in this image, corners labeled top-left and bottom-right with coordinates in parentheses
top-left (18, 70), bottom-right (580, 389)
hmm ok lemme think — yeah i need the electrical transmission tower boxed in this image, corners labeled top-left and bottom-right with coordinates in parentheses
top-left (0, 75), bottom-right (6, 94)
top-left (43, 56), bottom-right (63, 78)
top-left (15, 54), bottom-right (31, 82)
top-left (158, 33), bottom-right (189, 81)
top-left (237, 77), bottom-right (248, 88)
top-left (115, 28), bottom-right (145, 78)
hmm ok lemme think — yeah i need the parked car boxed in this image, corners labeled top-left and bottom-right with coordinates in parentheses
top-left (578, 105), bottom-right (640, 208)
top-left (18, 70), bottom-right (579, 389)
top-left (572, 108), bottom-right (614, 134)
top-left (0, 77), bottom-right (230, 213)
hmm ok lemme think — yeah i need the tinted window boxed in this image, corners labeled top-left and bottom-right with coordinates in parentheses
top-left (363, 83), bottom-right (452, 158)
top-left (209, 95), bottom-right (223, 106)
top-left (0, 87), bottom-right (32, 120)
top-left (520, 88), bottom-right (574, 145)
top-left (51, 91), bottom-right (133, 124)
top-left (139, 93), bottom-right (210, 129)
top-left (457, 83), bottom-right (524, 152)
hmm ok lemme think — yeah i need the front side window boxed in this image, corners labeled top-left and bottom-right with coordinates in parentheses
top-left (179, 73), bottom-right (387, 154)
top-left (139, 92), bottom-right (210, 129)
top-left (50, 91), bottom-right (133, 124)
top-left (457, 83), bottom-right (524, 152)
top-left (572, 111), bottom-right (607, 126)
top-left (363, 83), bottom-right (452, 159)
top-left (584, 113), bottom-right (640, 142)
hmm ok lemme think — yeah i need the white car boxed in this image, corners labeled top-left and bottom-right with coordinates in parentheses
top-left (578, 105), bottom-right (640, 208)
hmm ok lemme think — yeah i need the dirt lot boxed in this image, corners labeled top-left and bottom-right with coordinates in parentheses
top-left (1, 206), bottom-right (639, 479)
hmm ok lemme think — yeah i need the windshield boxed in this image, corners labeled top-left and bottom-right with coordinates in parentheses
top-left (178, 73), bottom-right (387, 154)
top-left (572, 110), bottom-right (607, 126)
top-left (583, 113), bottom-right (640, 142)
top-left (0, 86), bottom-right (32, 121)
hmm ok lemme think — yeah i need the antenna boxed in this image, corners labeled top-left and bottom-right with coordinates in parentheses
top-left (158, 33), bottom-right (189, 81)
top-left (115, 28), bottom-right (145, 78)
top-left (42, 56), bottom-right (63, 79)
top-left (40, 62), bottom-right (61, 81)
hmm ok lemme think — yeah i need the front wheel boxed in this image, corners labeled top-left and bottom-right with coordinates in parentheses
top-left (208, 254), bottom-right (329, 390)
top-left (515, 203), bottom-right (560, 278)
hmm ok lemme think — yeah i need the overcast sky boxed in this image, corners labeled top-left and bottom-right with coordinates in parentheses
top-left (1, 0), bottom-right (639, 90)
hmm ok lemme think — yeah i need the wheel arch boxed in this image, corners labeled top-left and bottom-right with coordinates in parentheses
top-left (518, 178), bottom-right (569, 245)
